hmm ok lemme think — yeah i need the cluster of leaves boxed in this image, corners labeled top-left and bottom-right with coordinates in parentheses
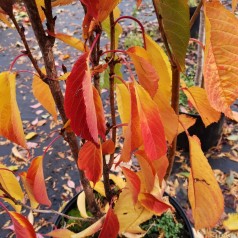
top-left (0, 0), bottom-right (238, 237)
top-left (141, 213), bottom-right (183, 238)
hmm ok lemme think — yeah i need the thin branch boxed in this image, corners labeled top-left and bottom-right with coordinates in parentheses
top-left (108, 12), bottom-right (117, 170)
top-left (102, 156), bottom-right (112, 202)
top-left (190, 1), bottom-right (203, 30)
top-left (9, 14), bottom-right (45, 78)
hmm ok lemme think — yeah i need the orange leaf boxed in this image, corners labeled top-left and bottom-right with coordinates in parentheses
top-left (188, 135), bottom-right (224, 229)
top-left (51, 0), bottom-right (74, 7)
top-left (32, 70), bottom-right (57, 121)
top-left (120, 83), bottom-right (142, 162)
top-left (0, 12), bottom-right (12, 27)
top-left (178, 114), bottom-right (196, 135)
top-left (135, 151), bottom-right (155, 193)
top-left (153, 92), bottom-right (178, 144)
top-left (92, 86), bottom-right (106, 140)
top-left (78, 141), bottom-right (103, 184)
top-left (47, 31), bottom-right (87, 52)
top-left (232, 0), bottom-right (238, 12)
top-left (64, 52), bottom-right (99, 145)
top-left (135, 83), bottom-right (167, 160)
top-left (127, 46), bottom-right (159, 98)
top-left (99, 207), bottom-right (119, 238)
top-left (102, 139), bottom-right (115, 155)
top-left (138, 193), bottom-right (172, 216)
top-left (0, 164), bottom-right (24, 212)
top-left (181, 83), bottom-right (220, 127)
top-left (204, 1), bottom-right (238, 120)
top-left (122, 167), bottom-right (141, 204)
top-left (152, 155), bottom-right (169, 184)
top-left (46, 229), bottom-right (75, 238)
top-left (114, 189), bottom-right (153, 234)
top-left (145, 34), bottom-right (172, 103)
top-left (26, 156), bottom-right (51, 207)
top-left (116, 83), bottom-right (130, 136)
top-left (0, 72), bottom-right (27, 148)
top-left (21, 172), bottom-right (39, 209)
top-left (136, 0), bottom-right (142, 8)
top-left (9, 211), bottom-right (36, 238)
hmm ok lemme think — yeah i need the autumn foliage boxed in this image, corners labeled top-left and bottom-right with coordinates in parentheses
top-left (1, 0), bottom-right (238, 237)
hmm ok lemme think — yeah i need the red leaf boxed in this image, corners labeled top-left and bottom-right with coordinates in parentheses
top-left (139, 193), bottom-right (172, 216)
top-left (78, 141), bottom-right (103, 184)
top-left (93, 86), bottom-right (106, 140)
top-left (135, 83), bottom-right (167, 160)
top-left (122, 167), bottom-right (140, 204)
top-left (99, 207), bottom-right (119, 238)
top-left (9, 211), bottom-right (36, 238)
top-left (26, 156), bottom-right (51, 207)
top-left (120, 83), bottom-right (143, 162)
top-left (65, 52), bottom-right (99, 145)
top-left (102, 139), bottom-right (115, 155)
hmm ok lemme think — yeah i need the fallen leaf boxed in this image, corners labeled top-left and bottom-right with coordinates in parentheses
top-left (223, 213), bottom-right (238, 231)
top-left (25, 132), bottom-right (37, 140)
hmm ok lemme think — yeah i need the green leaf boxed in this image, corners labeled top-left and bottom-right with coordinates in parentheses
top-left (159, 0), bottom-right (190, 71)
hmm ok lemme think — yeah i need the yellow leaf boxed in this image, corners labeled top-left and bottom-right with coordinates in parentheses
top-left (116, 83), bottom-right (130, 136)
top-left (0, 164), bottom-right (24, 212)
top-left (114, 189), bottom-right (153, 234)
top-left (181, 84), bottom-right (221, 127)
top-left (32, 70), bottom-right (57, 121)
top-left (0, 12), bottom-right (12, 27)
top-left (204, 1), bottom-right (238, 120)
top-left (188, 135), bottom-right (224, 229)
top-left (77, 191), bottom-right (88, 218)
top-left (35, 0), bottom-right (46, 22)
top-left (223, 213), bottom-right (238, 231)
top-left (109, 173), bottom-right (126, 190)
top-left (58, 72), bottom-right (70, 80)
top-left (0, 72), bottom-right (27, 148)
top-left (178, 114), bottom-right (196, 135)
top-left (25, 132), bottom-right (37, 140)
top-left (47, 32), bottom-right (88, 52)
top-left (145, 34), bottom-right (172, 103)
top-left (46, 229), bottom-right (75, 238)
top-left (90, 181), bottom-right (106, 197)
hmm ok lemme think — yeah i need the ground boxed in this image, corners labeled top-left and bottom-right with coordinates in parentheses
top-left (0, 0), bottom-right (238, 237)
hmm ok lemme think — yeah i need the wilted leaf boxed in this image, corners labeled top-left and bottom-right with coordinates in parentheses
top-left (46, 229), bottom-right (75, 238)
top-left (78, 141), bottom-right (103, 184)
top-left (127, 46), bottom-right (159, 97)
top-left (77, 191), bottom-right (88, 218)
top-left (0, 72), bottom-right (27, 148)
top-left (188, 135), bottom-right (224, 229)
top-left (223, 213), bottom-right (238, 231)
top-left (0, 164), bottom-right (24, 212)
top-left (64, 52), bottom-right (99, 145)
top-left (47, 31), bottom-right (87, 52)
top-left (0, 12), bottom-right (12, 27)
top-left (99, 207), bottom-right (119, 238)
top-left (158, 0), bottom-right (190, 71)
top-left (181, 83), bottom-right (221, 127)
top-left (114, 189), bottom-right (153, 234)
top-left (26, 156), bottom-right (51, 207)
top-left (25, 132), bottom-right (37, 140)
top-left (204, 1), bottom-right (238, 120)
top-left (102, 140), bottom-right (115, 155)
top-left (135, 83), bottom-right (167, 160)
top-left (122, 167), bottom-right (141, 204)
top-left (145, 34), bottom-right (172, 103)
top-left (9, 211), bottom-right (36, 238)
top-left (92, 86), bottom-right (106, 140)
top-left (32, 71), bottom-right (57, 121)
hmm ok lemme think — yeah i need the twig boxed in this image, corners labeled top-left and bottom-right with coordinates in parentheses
top-left (190, 1), bottom-right (203, 30)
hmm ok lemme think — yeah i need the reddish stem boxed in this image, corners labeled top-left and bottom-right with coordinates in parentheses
top-left (43, 135), bottom-right (61, 158)
top-left (189, 38), bottom-right (205, 51)
top-left (101, 49), bottom-right (126, 57)
top-left (9, 53), bottom-right (27, 71)
top-left (89, 34), bottom-right (101, 57)
top-left (114, 16), bottom-right (146, 49)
